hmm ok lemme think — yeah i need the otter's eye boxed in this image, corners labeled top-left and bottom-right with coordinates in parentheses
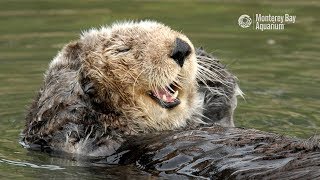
top-left (116, 47), bottom-right (131, 53)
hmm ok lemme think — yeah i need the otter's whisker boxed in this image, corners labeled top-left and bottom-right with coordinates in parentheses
top-left (132, 69), bottom-right (146, 103)
top-left (172, 81), bottom-right (183, 90)
top-left (192, 111), bottom-right (210, 123)
top-left (197, 64), bottom-right (226, 84)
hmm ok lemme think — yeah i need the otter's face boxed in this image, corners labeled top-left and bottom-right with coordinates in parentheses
top-left (81, 21), bottom-right (200, 131)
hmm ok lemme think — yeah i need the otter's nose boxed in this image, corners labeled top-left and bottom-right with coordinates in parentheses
top-left (170, 38), bottom-right (191, 67)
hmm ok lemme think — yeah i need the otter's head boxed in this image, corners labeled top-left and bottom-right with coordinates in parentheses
top-left (78, 21), bottom-right (201, 131)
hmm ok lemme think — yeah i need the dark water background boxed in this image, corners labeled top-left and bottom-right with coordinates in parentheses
top-left (0, 0), bottom-right (319, 179)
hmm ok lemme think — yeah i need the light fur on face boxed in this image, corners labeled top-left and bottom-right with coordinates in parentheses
top-left (72, 21), bottom-right (201, 132)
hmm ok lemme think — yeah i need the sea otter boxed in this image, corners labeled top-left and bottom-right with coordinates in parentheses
top-left (21, 21), bottom-right (320, 179)
top-left (22, 21), bottom-right (242, 156)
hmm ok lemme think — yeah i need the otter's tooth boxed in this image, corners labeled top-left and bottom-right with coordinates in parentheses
top-left (172, 90), bottom-right (179, 99)
top-left (167, 86), bottom-right (174, 93)
top-left (162, 95), bottom-right (167, 101)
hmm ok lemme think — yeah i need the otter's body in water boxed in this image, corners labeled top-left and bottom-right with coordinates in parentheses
top-left (22, 21), bottom-right (241, 156)
top-left (105, 127), bottom-right (320, 179)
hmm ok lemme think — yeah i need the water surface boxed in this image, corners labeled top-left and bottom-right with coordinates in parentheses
top-left (0, 0), bottom-right (319, 179)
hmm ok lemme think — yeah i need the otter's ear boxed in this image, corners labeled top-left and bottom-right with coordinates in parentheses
top-left (50, 41), bottom-right (83, 70)
top-left (64, 41), bottom-right (83, 63)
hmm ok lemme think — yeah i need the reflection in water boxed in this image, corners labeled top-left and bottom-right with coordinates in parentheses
top-left (0, 158), bottom-right (64, 170)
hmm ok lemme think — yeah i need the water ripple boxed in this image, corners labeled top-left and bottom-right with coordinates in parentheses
top-left (0, 158), bottom-right (65, 170)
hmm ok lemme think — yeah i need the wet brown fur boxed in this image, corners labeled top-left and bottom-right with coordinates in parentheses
top-left (113, 127), bottom-right (320, 179)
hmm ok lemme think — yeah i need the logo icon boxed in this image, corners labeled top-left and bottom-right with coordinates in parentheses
top-left (238, 14), bottom-right (252, 28)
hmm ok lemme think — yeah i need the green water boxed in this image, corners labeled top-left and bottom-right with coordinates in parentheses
top-left (0, 0), bottom-right (319, 179)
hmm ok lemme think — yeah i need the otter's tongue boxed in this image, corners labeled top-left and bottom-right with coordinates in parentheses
top-left (149, 86), bottom-right (180, 109)
top-left (154, 88), bottom-right (178, 103)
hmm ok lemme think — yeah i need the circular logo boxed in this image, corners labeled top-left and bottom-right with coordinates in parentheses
top-left (238, 14), bottom-right (252, 28)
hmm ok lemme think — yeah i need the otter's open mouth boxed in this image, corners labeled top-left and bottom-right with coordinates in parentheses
top-left (148, 84), bottom-right (181, 109)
